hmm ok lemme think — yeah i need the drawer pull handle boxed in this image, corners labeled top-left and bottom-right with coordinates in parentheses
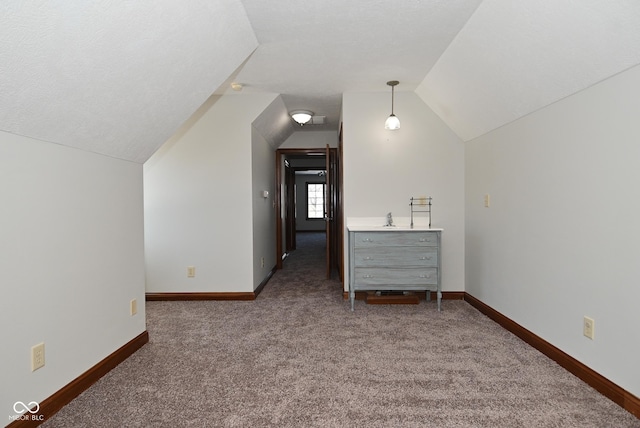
top-left (363, 238), bottom-right (372, 242)
top-left (363, 274), bottom-right (374, 278)
top-left (419, 274), bottom-right (431, 278)
top-left (364, 256), bottom-right (373, 260)
top-left (420, 256), bottom-right (432, 260)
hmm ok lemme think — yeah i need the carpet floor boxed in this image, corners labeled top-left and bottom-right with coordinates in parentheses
top-left (42, 232), bottom-right (639, 427)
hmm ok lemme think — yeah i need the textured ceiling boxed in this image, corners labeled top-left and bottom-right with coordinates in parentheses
top-left (221, 0), bottom-right (484, 131)
top-left (2, 1), bottom-right (640, 162)
top-left (416, 0), bottom-right (640, 141)
top-left (251, 96), bottom-right (295, 149)
top-left (0, 0), bottom-right (257, 163)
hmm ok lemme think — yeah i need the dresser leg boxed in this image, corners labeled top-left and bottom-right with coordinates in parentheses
top-left (437, 290), bottom-right (442, 311)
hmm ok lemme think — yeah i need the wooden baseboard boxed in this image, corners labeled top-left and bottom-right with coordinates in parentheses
top-left (7, 331), bottom-right (149, 428)
top-left (146, 266), bottom-right (277, 301)
top-left (464, 293), bottom-right (640, 419)
top-left (439, 291), bottom-right (465, 300)
top-left (253, 265), bottom-right (276, 298)
top-left (146, 292), bottom-right (255, 301)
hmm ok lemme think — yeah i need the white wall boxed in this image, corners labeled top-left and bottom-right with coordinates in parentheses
top-left (342, 91), bottom-right (465, 292)
top-left (0, 131), bottom-right (145, 420)
top-left (144, 93), bottom-right (278, 293)
top-left (251, 126), bottom-right (277, 285)
top-left (465, 64), bottom-right (640, 397)
top-left (280, 130), bottom-right (338, 149)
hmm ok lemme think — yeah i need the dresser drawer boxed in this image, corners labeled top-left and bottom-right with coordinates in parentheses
top-left (354, 267), bottom-right (438, 286)
top-left (354, 247), bottom-right (437, 267)
top-left (354, 231), bottom-right (438, 247)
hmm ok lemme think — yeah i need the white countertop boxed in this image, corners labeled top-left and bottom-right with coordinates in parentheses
top-left (347, 225), bottom-right (443, 232)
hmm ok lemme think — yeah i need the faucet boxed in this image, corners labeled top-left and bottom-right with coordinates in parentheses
top-left (384, 212), bottom-right (394, 227)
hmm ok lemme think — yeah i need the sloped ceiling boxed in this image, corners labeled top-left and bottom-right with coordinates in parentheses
top-left (0, 0), bottom-right (257, 163)
top-left (416, 0), bottom-right (640, 141)
top-left (252, 96), bottom-right (295, 149)
top-left (2, 1), bottom-right (640, 162)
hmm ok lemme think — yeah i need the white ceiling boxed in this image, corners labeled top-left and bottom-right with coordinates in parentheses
top-left (0, 0), bottom-right (258, 163)
top-left (2, 1), bottom-right (640, 162)
top-left (222, 0), bottom-right (484, 132)
top-left (417, 0), bottom-right (640, 141)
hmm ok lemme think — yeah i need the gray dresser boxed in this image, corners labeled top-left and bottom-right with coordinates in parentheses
top-left (348, 227), bottom-right (442, 311)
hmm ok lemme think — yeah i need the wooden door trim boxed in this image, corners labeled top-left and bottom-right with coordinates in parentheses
top-left (275, 147), bottom-right (339, 273)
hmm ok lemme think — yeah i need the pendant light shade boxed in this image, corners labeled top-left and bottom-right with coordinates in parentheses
top-left (385, 114), bottom-right (400, 130)
top-left (385, 80), bottom-right (400, 130)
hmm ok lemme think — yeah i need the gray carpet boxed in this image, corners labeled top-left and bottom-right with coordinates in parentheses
top-left (42, 232), bottom-right (639, 427)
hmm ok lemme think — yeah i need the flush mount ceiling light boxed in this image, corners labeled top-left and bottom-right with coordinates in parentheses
top-left (290, 110), bottom-right (314, 125)
top-left (384, 80), bottom-right (400, 130)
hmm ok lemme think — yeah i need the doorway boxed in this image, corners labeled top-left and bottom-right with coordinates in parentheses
top-left (275, 146), bottom-right (343, 283)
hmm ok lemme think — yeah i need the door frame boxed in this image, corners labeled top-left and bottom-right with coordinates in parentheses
top-left (275, 147), bottom-right (343, 282)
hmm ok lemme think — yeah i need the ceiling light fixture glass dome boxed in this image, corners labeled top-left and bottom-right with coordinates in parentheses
top-left (290, 110), bottom-right (313, 125)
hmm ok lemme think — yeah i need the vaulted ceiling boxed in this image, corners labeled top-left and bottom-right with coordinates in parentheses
top-left (1, 1), bottom-right (258, 163)
top-left (2, 1), bottom-right (640, 163)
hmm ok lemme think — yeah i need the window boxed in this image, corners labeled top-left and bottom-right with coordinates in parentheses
top-left (306, 182), bottom-right (325, 220)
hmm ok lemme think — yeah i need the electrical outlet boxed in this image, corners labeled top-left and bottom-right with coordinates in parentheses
top-left (484, 194), bottom-right (490, 207)
top-left (130, 299), bottom-right (137, 316)
top-left (261, 257), bottom-right (265, 268)
top-left (583, 316), bottom-right (595, 340)
top-left (31, 343), bottom-right (45, 371)
top-left (187, 266), bottom-right (195, 278)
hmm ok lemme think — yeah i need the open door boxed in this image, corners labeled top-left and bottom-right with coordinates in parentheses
top-left (325, 144), bottom-right (332, 279)
top-left (285, 162), bottom-right (296, 253)
top-left (325, 144), bottom-right (339, 279)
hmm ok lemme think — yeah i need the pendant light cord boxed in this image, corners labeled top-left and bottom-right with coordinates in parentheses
top-left (391, 84), bottom-right (395, 115)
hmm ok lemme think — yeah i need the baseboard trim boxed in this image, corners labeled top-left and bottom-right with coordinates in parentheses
top-left (146, 292), bottom-right (255, 301)
top-left (253, 265), bottom-right (276, 298)
top-left (464, 293), bottom-right (639, 419)
top-left (8, 330), bottom-right (149, 428)
top-left (145, 265), bottom-right (277, 301)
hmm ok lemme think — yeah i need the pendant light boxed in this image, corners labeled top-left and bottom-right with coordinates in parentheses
top-left (384, 80), bottom-right (400, 130)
